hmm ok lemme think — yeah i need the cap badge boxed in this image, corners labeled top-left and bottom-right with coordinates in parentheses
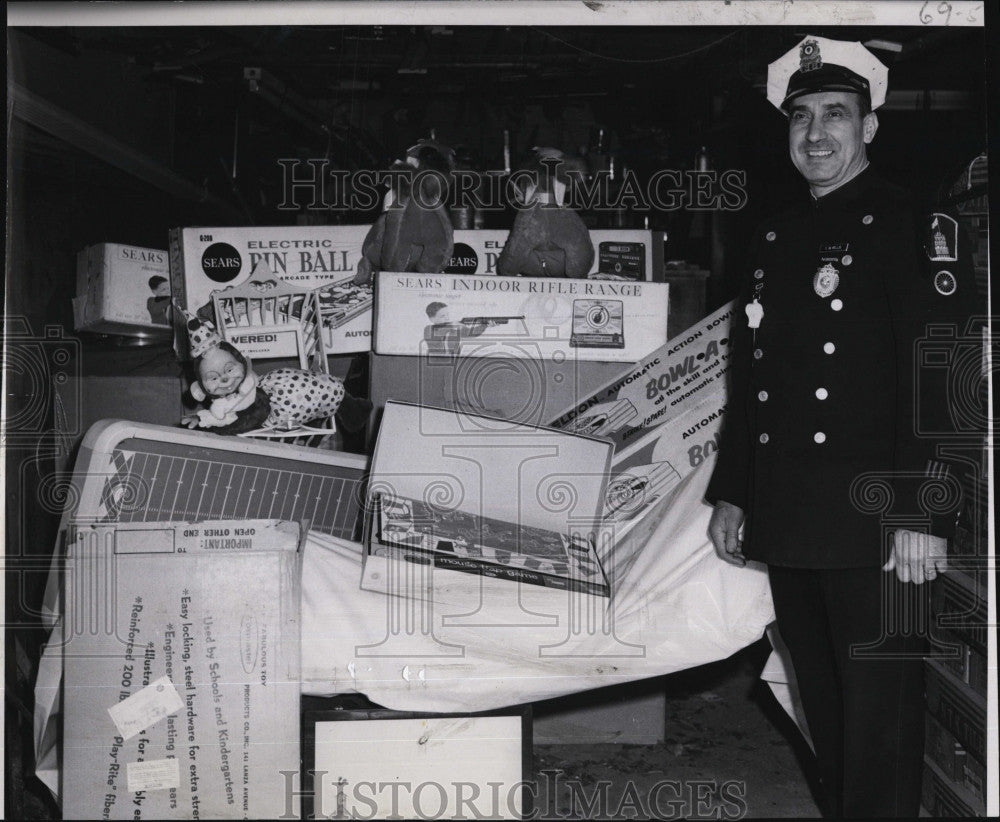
top-left (813, 263), bottom-right (840, 297)
top-left (799, 39), bottom-right (822, 73)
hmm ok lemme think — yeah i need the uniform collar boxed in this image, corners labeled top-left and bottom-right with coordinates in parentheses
top-left (809, 163), bottom-right (873, 210)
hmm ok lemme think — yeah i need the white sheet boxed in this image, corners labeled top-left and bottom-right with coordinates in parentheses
top-left (298, 456), bottom-right (776, 711)
top-left (35, 455), bottom-right (783, 799)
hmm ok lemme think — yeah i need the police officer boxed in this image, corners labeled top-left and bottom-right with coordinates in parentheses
top-left (706, 36), bottom-right (978, 818)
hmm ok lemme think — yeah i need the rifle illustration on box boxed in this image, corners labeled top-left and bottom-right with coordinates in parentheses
top-left (459, 314), bottom-right (526, 326)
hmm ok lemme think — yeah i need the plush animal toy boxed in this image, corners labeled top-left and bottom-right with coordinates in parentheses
top-left (256, 368), bottom-right (346, 430)
top-left (179, 310), bottom-right (369, 436)
top-left (497, 147), bottom-right (594, 278)
top-left (352, 138), bottom-right (456, 285)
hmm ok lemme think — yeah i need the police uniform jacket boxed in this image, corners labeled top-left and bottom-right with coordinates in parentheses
top-left (706, 166), bottom-right (977, 568)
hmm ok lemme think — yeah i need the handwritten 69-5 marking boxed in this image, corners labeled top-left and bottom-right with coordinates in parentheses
top-left (919, 1), bottom-right (983, 25)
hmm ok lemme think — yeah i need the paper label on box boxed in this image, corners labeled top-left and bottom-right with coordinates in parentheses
top-left (107, 676), bottom-right (184, 741)
top-left (103, 519), bottom-right (301, 555)
top-left (224, 327), bottom-right (302, 360)
top-left (126, 758), bottom-right (181, 793)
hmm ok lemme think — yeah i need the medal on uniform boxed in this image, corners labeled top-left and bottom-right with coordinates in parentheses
top-left (745, 299), bottom-right (764, 329)
top-left (813, 263), bottom-right (840, 297)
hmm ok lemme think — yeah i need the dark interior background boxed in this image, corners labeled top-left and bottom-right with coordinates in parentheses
top-left (8, 24), bottom-right (989, 331)
top-left (4, 22), bottom-right (991, 818)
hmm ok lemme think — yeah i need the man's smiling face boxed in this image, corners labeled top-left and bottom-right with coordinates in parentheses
top-left (788, 90), bottom-right (878, 197)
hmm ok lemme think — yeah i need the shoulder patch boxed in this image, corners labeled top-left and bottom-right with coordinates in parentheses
top-left (933, 270), bottom-right (957, 296)
top-left (924, 212), bottom-right (959, 262)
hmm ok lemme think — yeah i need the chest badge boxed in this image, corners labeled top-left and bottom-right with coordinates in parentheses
top-left (745, 299), bottom-right (764, 329)
top-left (813, 263), bottom-right (840, 297)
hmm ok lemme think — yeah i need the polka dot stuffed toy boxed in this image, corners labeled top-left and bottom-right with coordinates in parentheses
top-left (258, 368), bottom-right (345, 430)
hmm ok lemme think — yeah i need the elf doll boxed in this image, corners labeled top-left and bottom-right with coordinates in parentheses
top-left (179, 311), bottom-right (371, 437)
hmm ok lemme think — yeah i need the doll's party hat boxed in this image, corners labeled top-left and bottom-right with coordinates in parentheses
top-left (177, 305), bottom-right (222, 358)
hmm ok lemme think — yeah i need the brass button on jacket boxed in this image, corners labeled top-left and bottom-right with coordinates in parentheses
top-left (706, 168), bottom-right (979, 568)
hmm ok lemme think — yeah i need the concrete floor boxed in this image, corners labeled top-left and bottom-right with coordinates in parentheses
top-left (532, 639), bottom-right (822, 819)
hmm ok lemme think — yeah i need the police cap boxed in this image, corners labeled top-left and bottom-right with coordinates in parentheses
top-left (767, 35), bottom-right (888, 113)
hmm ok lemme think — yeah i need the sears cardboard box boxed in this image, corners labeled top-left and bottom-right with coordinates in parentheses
top-left (73, 243), bottom-right (172, 338)
top-left (170, 226), bottom-right (664, 359)
top-left (62, 519), bottom-right (303, 820)
top-left (447, 228), bottom-right (664, 280)
top-left (372, 271), bottom-right (669, 363)
top-left (169, 225), bottom-right (371, 358)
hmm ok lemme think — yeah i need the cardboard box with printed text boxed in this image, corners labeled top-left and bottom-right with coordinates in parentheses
top-left (549, 301), bottom-right (735, 531)
top-left (372, 272), bottom-right (669, 363)
top-left (360, 402), bottom-right (613, 611)
top-left (73, 243), bottom-right (172, 338)
top-left (169, 226), bottom-right (664, 359)
top-left (61, 519), bottom-right (303, 820)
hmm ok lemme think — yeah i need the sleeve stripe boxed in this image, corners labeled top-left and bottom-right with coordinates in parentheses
top-left (925, 459), bottom-right (951, 479)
